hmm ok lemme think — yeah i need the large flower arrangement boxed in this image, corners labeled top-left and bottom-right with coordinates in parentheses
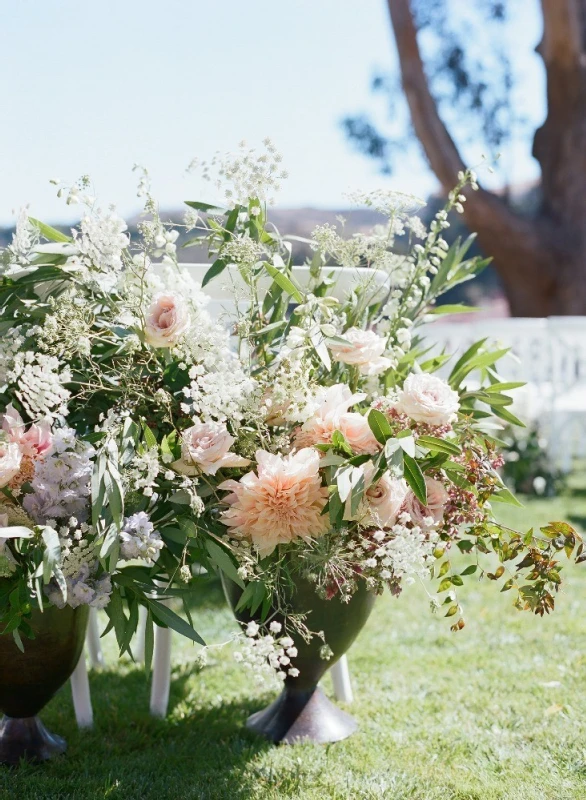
top-left (1, 143), bottom-right (580, 681)
top-left (0, 174), bottom-right (256, 653)
top-left (172, 141), bottom-right (581, 680)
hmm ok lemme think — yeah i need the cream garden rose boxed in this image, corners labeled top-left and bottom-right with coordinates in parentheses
top-left (172, 421), bottom-right (250, 476)
top-left (403, 477), bottom-right (449, 527)
top-left (395, 373), bottom-right (459, 426)
top-left (364, 466), bottom-right (408, 529)
top-left (144, 292), bottom-right (190, 348)
top-left (329, 328), bottom-right (392, 376)
top-left (295, 384), bottom-right (380, 455)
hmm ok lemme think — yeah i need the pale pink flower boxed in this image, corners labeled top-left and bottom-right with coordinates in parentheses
top-left (363, 464), bottom-right (408, 528)
top-left (1, 405), bottom-right (53, 458)
top-left (172, 421), bottom-right (250, 476)
top-left (144, 293), bottom-right (190, 348)
top-left (329, 328), bottom-right (392, 376)
top-left (394, 374), bottom-right (459, 426)
top-left (0, 441), bottom-right (22, 489)
top-left (403, 477), bottom-right (449, 527)
top-left (294, 384), bottom-right (380, 455)
top-left (218, 448), bottom-right (329, 556)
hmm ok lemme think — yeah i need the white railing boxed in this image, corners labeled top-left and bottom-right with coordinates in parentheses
top-left (421, 316), bottom-right (586, 472)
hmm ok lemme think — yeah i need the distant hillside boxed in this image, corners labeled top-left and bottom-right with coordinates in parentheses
top-left (0, 204), bottom-right (505, 308)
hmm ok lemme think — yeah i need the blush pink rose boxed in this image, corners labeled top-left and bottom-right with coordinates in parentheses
top-left (1, 405), bottom-right (53, 459)
top-left (394, 374), bottom-right (459, 426)
top-left (172, 422), bottom-right (250, 476)
top-left (218, 448), bottom-right (329, 556)
top-left (329, 328), bottom-right (392, 376)
top-left (144, 293), bottom-right (190, 348)
top-left (403, 477), bottom-right (449, 527)
top-left (364, 466), bottom-right (408, 528)
top-left (295, 384), bottom-right (380, 455)
top-left (0, 442), bottom-right (22, 489)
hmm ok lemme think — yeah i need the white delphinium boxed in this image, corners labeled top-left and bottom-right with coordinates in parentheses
top-left (8, 352), bottom-right (71, 421)
top-left (46, 564), bottom-right (112, 610)
top-left (119, 512), bottom-right (164, 565)
top-left (23, 428), bottom-right (94, 524)
top-left (188, 138), bottom-right (285, 207)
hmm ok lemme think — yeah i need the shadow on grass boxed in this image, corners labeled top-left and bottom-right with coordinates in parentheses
top-left (0, 664), bottom-right (274, 800)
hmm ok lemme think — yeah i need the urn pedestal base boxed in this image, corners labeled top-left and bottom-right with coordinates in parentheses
top-left (246, 685), bottom-right (356, 744)
top-left (0, 716), bottom-right (66, 766)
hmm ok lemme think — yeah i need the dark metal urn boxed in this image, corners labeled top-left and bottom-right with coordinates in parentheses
top-left (222, 572), bottom-right (375, 745)
top-left (0, 604), bottom-right (89, 766)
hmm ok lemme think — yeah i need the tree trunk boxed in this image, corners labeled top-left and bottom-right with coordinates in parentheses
top-left (387, 0), bottom-right (586, 316)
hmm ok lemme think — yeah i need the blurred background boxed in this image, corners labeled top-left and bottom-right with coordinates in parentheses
top-left (2, 0), bottom-right (584, 489)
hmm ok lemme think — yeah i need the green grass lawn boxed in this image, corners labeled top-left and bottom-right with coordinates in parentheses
top-left (2, 476), bottom-right (586, 800)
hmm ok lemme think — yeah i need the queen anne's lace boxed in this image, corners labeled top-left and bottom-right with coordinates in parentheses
top-left (9, 352), bottom-right (71, 421)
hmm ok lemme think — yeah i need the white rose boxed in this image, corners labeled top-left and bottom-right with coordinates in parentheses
top-left (0, 441), bottom-right (22, 489)
top-left (172, 422), bottom-right (250, 476)
top-left (329, 328), bottom-right (392, 376)
top-left (144, 292), bottom-right (190, 348)
top-left (403, 477), bottom-right (449, 527)
top-left (395, 373), bottom-right (459, 426)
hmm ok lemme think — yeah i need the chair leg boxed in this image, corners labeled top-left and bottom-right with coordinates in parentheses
top-left (86, 607), bottom-right (105, 668)
top-left (70, 651), bottom-right (94, 729)
top-left (134, 605), bottom-right (148, 663)
top-left (330, 655), bottom-right (353, 704)
top-left (150, 625), bottom-right (172, 718)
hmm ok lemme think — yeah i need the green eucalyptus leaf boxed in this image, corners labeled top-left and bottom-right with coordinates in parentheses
top-left (403, 452), bottom-right (427, 505)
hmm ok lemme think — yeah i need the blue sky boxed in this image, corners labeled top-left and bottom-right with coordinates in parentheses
top-left (0, 0), bottom-right (544, 225)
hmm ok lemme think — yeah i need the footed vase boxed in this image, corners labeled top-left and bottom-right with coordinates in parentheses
top-left (222, 573), bottom-right (375, 744)
top-left (0, 604), bottom-right (89, 766)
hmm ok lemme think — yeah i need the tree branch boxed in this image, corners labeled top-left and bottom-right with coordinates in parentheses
top-left (386, 0), bottom-right (559, 283)
top-left (386, 0), bottom-right (464, 190)
top-left (539, 0), bottom-right (583, 71)
top-left (534, 0), bottom-right (586, 225)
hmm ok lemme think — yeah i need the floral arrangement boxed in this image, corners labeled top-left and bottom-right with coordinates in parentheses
top-left (173, 141), bottom-right (581, 679)
top-left (1, 141), bottom-right (580, 680)
top-left (0, 173), bottom-right (256, 653)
